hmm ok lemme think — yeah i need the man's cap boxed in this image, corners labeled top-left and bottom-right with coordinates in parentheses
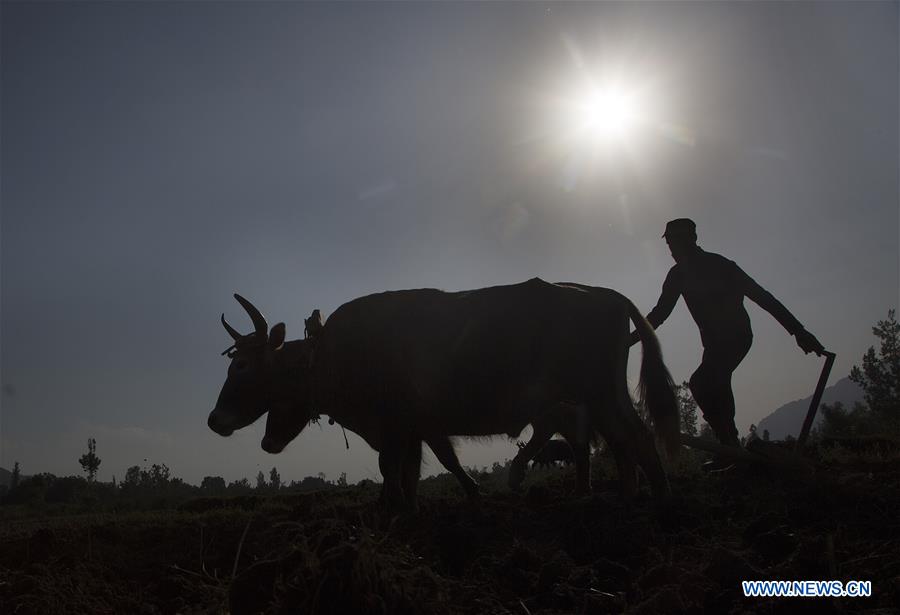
top-left (662, 218), bottom-right (697, 239)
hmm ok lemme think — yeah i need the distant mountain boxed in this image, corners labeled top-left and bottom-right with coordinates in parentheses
top-left (757, 376), bottom-right (865, 440)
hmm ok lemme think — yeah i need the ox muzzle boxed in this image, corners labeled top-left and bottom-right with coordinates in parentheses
top-left (260, 435), bottom-right (287, 454)
top-left (207, 409), bottom-right (236, 437)
top-left (207, 405), bottom-right (267, 437)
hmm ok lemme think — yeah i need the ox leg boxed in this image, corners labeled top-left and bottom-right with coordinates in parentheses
top-left (558, 403), bottom-right (592, 496)
top-left (592, 403), bottom-right (639, 499)
top-left (613, 400), bottom-right (671, 500)
top-left (570, 443), bottom-right (591, 495)
top-left (612, 448), bottom-right (639, 499)
top-left (563, 439), bottom-right (591, 495)
top-left (509, 422), bottom-right (554, 491)
top-left (378, 448), bottom-right (404, 511)
top-left (631, 418), bottom-right (671, 501)
top-left (426, 437), bottom-right (480, 498)
top-left (599, 385), bottom-right (671, 501)
top-left (605, 413), bottom-right (669, 501)
top-left (400, 438), bottom-right (422, 512)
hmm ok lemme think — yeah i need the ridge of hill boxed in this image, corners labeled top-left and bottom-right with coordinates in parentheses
top-left (756, 376), bottom-right (863, 439)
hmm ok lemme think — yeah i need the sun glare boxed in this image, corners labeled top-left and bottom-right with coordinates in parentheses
top-left (528, 36), bottom-right (696, 195)
top-left (572, 86), bottom-right (641, 141)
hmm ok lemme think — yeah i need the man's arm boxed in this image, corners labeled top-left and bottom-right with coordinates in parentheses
top-left (630, 267), bottom-right (681, 346)
top-left (646, 267), bottom-right (682, 329)
top-left (739, 267), bottom-right (825, 355)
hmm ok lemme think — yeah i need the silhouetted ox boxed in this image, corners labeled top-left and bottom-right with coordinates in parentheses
top-left (207, 278), bottom-right (679, 511)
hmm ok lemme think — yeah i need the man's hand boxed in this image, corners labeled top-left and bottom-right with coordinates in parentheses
top-left (795, 328), bottom-right (825, 356)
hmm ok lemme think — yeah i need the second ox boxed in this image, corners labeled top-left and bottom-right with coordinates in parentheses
top-left (208, 278), bottom-right (679, 510)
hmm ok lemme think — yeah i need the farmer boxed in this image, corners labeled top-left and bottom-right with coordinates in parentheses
top-left (632, 218), bottom-right (825, 457)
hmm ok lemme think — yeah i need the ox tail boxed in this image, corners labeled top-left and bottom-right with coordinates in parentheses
top-left (627, 301), bottom-right (680, 459)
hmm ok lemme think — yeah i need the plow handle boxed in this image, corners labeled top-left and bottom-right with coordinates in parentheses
top-left (797, 351), bottom-right (836, 446)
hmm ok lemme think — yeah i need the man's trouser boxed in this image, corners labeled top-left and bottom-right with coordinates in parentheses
top-left (689, 335), bottom-right (753, 447)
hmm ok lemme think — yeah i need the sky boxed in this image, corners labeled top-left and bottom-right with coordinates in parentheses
top-left (2, 2), bottom-right (897, 486)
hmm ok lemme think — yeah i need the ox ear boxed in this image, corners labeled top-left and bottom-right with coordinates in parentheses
top-left (268, 323), bottom-right (286, 351)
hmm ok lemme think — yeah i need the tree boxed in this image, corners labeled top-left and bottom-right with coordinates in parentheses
top-left (45, 476), bottom-right (85, 504)
top-left (675, 382), bottom-right (699, 436)
top-left (762, 429), bottom-right (770, 442)
top-left (850, 310), bottom-right (900, 421)
top-left (227, 478), bottom-right (251, 492)
top-left (146, 463), bottom-right (170, 488)
top-left (10, 461), bottom-right (20, 490)
top-left (293, 475), bottom-right (332, 491)
top-left (78, 438), bottom-right (101, 481)
top-left (817, 401), bottom-right (872, 438)
top-left (6, 473), bottom-right (54, 506)
top-left (269, 467), bottom-right (281, 491)
top-left (817, 310), bottom-right (900, 438)
top-left (121, 463), bottom-right (171, 489)
top-left (201, 476), bottom-right (226, 492)
top-left (124, 465), bottom-right (142, 486)
top-left (256, 471), bottom-right (267, 490)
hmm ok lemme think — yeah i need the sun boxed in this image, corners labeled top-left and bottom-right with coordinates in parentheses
top-left (571, 86), bottom-right (641, 141)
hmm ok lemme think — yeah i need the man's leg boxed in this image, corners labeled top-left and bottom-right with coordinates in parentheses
top-left (689, 338), bottom-right (751, 447)
top-left (690, 361), bottom-right (737, 447)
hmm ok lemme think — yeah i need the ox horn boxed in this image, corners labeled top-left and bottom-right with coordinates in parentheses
top-left (234, 293), bottom-right (268, 340)
top-left (221, 313), bottom-right (242, 340)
